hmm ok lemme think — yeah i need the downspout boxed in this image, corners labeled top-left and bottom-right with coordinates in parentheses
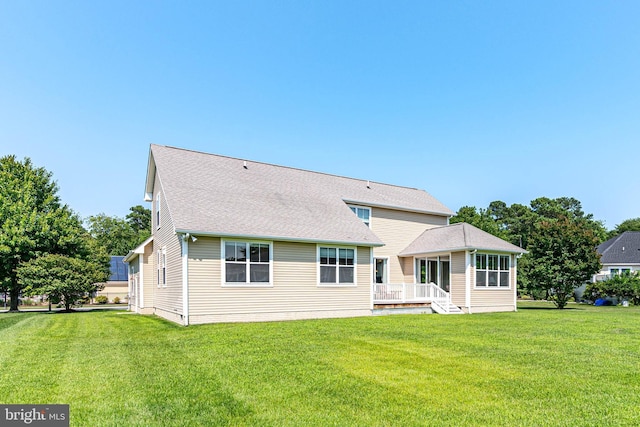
top-left (369, 249), bottom-right (374, 311)
top-left (181, 234), bottom-right (190, 326)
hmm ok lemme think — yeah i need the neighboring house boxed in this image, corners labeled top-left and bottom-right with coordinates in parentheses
top-left (96, 256), bottom-right (129, 303)
top-left (125, 145), bottom-right (526, 325)
top-left (593, 231), bottom-right (640, 281)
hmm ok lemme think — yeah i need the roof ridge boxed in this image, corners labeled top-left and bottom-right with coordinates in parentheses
top-left (155, 144), bottom-right (429, 193)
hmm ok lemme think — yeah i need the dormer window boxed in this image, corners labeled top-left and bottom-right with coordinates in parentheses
top-left (349, 206), bottom-right (371, 228)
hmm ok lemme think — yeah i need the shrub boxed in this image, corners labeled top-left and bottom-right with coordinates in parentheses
top-left (113, 297), bottom-right (121, 304)
top-left (95, 295), bottom-right (108, 304)
top-left (584, 272), bottom-right (640, 305)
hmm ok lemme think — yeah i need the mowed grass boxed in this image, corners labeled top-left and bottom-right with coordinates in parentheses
top-left (1, 304), bottom-right (639, 426)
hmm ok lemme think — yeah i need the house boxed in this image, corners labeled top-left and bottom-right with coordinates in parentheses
top-left (124, 145), bottom-right (526, 325)
top-left (593, 231), bottom-right (640, 281)
top-left (95, 256), bottom-right (129, 303)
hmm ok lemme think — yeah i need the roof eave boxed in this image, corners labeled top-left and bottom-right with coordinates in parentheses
top-left (174, 229), bottom-right (385, 247)
top-left (123, 236), bottom-right (154, 263)
top-left (144, 146), bottom-right (157, 201)
top-left (400, 246), bottom-right (528, 257)
top-left (341, 198), bottom-right (453, 217)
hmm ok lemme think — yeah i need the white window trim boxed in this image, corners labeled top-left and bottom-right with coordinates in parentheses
top-left (221, 240), bottom-right (273, 287)
top-left (348, 205), bottom-right (371, 228)
top-left (374, 256), bottom-right (390, 284)
top-left (155, 193), bottom-right (161, 230)
top-left (157, 247), bottom-right (167, 288)
top-left (156, 249), bottom-right (161, 288)
top-left (610, 267), bottom-right (633, 275)
top-left (317, 245), bottom-right (358, 287)
top-left (474, 253), bottom-right (511, 290)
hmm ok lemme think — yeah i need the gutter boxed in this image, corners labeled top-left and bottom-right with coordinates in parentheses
top-left (173, 229), bottom-right (385, 247)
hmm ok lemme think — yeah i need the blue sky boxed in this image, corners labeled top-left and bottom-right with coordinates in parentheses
top-left (1, 1), bottom-right (638, 230)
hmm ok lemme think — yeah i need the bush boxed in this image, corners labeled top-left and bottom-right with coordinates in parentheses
top-left (584, 272), bottom-right (640, 305)
top-left (95, 295), bottom-right (108, 304)
top-left (113, 297), bottom-right (121, 304)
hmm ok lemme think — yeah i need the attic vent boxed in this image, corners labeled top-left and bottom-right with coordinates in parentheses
top-left (243, 161), bottom-right (248, 169)
top-left (366, 180), bottom-right (370, 189)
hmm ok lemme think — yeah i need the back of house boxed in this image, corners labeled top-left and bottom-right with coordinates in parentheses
top-left (125, 144), bottom-right (525, 325)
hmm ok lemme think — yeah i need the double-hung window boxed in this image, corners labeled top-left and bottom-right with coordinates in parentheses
top-left (475, 253), bottom-right (510, 288)
top-left (320, 247), bottom-right (355, 284)
top-left (157, 248), bottom-right (166, 287)
top-left (224, 241), bottom-right (271, 285)
top-left (349, 206), bottom-right (371, 227)
top-left (610, 268), bottom-right (631, 276)
top-left (155, 194), bottom-right (161, 229)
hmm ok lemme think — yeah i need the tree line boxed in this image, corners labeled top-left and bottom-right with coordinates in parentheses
top-left (1, 155), bottom-right (150, 311)
top-left (451, 198), bottom-right (640, 307)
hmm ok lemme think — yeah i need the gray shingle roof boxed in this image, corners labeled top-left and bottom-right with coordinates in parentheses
top-left (597, 231), bottom-right (640, 264)
top-left (400, 222), bottom-right (526, 256)
top-left (149, 145), bottom-right (454, 246)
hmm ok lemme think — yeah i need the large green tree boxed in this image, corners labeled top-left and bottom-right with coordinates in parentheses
top-left (17, 254), bottom-right (109, 311)
top-left (523, 216), bottom-right (602, 308)
top-left (86, 214), bottom-right (138, 255)
top-left (0, 155), bottom-right (92, 311)
top-left (126, 205), bottom-right (152, 238)
top-left (608, 217), bottom-right (640, 238)
top-left (86, 205), bottom-right (151, 256)
top-left (450, 206), bottom-right (509, 240)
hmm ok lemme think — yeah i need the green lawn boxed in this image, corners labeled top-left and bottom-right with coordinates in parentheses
top-left (1, 304), bottom-right (639, 426)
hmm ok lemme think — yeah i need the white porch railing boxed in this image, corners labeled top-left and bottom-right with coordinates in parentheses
top-left (373, 282), bottom-right (451, 312)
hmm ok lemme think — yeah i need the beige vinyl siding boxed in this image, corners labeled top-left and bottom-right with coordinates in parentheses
top-left (370, 207), bottom-right (448, 283)
top-left (152, 172), bottom-right (183, 319)
top-left (187, 239), bottom-right (371, 323)
top-left (188, 236), bottom-right (222, 314)
top-left (97, 281), bottom-right (128, 302)
top-left (450, 251), bottom-right (466, 308)
top-left (356, 245), bottom-right (372, 289)
top-left (470, 253), bottom-right (516, 313)
top-left (399, 257), bottom-right (414, 283)
top-left (141, 243), bottom-right (155, 310)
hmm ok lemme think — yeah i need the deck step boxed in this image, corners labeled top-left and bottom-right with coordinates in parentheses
top-left (432, 302), bottom-right (464, 314)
